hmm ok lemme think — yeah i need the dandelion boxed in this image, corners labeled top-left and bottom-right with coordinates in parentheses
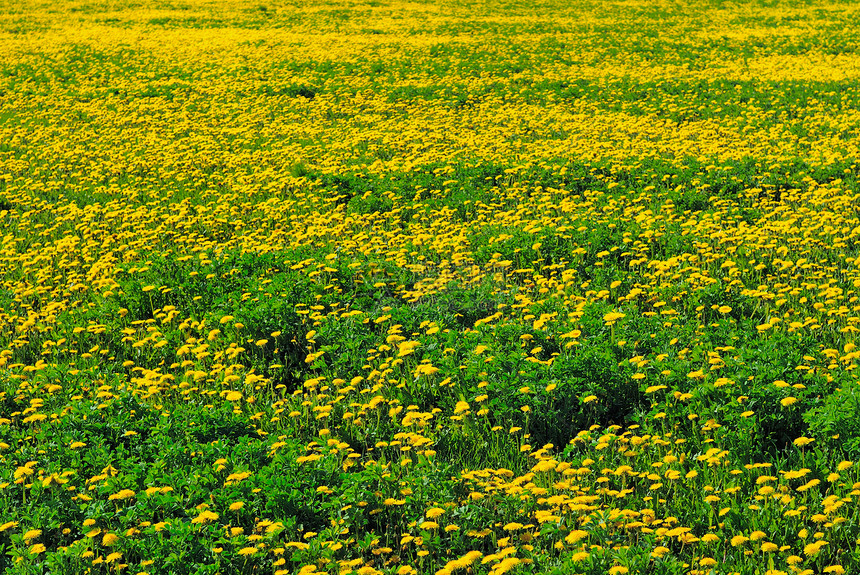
top-left (14, 465), bottom-right (35, 480)
top-left (102, 533), bottom-right (120, 546)
top-left (565, 529), bottom-right (589, 544)
top-left (23, 529), bottom-right (42, 541)
top-left (804, 541), bottom-right (828, 556)
top-left (492, 558), bottom-right (520, 574)
top-left (0, 522), bottom-right (18, 532)
top-left (191, 511), bottom-right (219, 524)
top-left (603, 312), bottom-right (625, 324)
top-left (397, 341), bottom-right (420, 357)
top-left (109, 489), bottom-right (136, 501)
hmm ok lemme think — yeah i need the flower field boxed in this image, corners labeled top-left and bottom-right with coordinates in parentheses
top-left (3, 0), bottom-right (860, 573)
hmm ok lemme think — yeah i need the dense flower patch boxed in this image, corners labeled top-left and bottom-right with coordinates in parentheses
top-left (2, 0), bottom-right (860, 573)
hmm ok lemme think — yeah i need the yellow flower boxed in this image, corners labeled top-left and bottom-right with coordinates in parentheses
top-left (29, 543), bottom-right (46, 555)
top-left (804, 541), bottom-right (828, 556)
top-left (191, 510), bottom-right (219, 524)
top-left (493, 558), bottom-right (520, 574)
top-left (109, 489), bottom-right (136, 501)
top-left (425, 507), bottom-right (445, 519)
top-left (603, 312), bottom-right (625, 324)
top-left (23, 529), bottom-right (42, 541)
top-left (102, 533), bottom-right (120, 546)
top-left (565, 529), bottom-right (589, 544)
top-left (229, 502), bottom-right (244, 511)
top-left (396, 340), bottom-right (420, 357)
top-left (780, 397), bottom-right (798, 407)
top-left (238, 547), bottom-right (258, 556)
top-left (14, 465), bottom-right (35, 480)
top-left (0, 521), bottom-right (18, 532)
top-left (794, 437), bottom-right (815, 447)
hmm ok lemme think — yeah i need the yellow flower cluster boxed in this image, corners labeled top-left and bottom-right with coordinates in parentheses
top-left (2, 0), bottom-right (860, 573)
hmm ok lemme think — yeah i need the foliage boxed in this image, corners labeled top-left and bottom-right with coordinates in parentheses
top-left (2, 0), bottom-right (860, 574)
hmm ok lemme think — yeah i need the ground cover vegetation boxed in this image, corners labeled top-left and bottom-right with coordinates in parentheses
top-left (2, 0), bottom-right (860, 573)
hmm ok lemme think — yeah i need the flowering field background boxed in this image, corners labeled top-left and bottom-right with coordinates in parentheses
top-left (2, 0), bottom-right (860, 573)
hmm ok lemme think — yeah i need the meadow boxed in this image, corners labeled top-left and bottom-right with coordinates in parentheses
top-left (2, 0), bottom-right (860, 573)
